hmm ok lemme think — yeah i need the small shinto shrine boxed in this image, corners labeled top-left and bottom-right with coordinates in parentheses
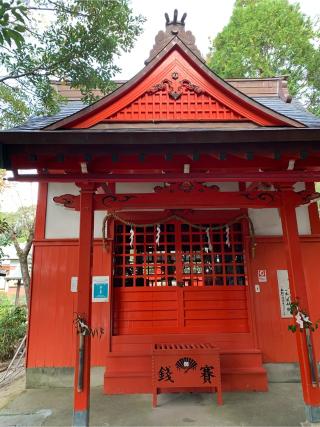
top-left (1, 10), bottom-right (320, 426)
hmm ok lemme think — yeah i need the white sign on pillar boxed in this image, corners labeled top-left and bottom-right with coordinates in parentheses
top-left (276, 270), bottom-right (292, 318)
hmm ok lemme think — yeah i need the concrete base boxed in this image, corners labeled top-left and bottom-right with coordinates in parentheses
top-left (264, 363), bottom-right (301, 383)
top-left (305, 405), bottom-right (320, 424)
top-left (26, 367), bottom-right (104, 388)
top-left (73, 409), bottom-right (89, 426)
top-left (27, 364), bottom-right (302, 389)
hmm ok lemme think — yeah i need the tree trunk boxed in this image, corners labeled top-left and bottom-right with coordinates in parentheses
top-left (18, 253), bottom-right (30, 306)
top-left (12, 227), bottom-right (34, 308)
top-left (15, 279), bottom-right (21, 306)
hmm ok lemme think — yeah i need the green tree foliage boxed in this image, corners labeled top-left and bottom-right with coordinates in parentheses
top-left (0, 0), bottom-right (145, 128)
top-left (0, 295), bottom-right (26, 362)
top-left (0, 0), bottom-right (27, 48)
top-left (207, 0), bottom-right (320, 115)
top-left (0, 205), bottom-right (35, 304)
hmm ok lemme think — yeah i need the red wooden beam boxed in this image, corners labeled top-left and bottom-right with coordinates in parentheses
top-left (53, 184), bottom-right (319, 211)
top-left (9, 170), bottom-right (320, 183)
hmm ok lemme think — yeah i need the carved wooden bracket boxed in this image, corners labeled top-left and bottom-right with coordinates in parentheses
top-left (242, 189), bottom-right (320, 206)
top-left (242, 191), bottom-right (276, 204)
top-left (53, 194), bottom-right (79, 209)
top-left (148, 74), bottom-right (206, 100)
top-left (154, 182), bottom-right (220, 193)
top-left (101, 194), bottom-right (136, 208)
top-left (297, 190), bottom-right (320, 204)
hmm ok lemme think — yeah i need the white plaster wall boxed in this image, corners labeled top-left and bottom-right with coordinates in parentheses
top-left (45, 183), bottom-right (106, 239)
top-left (94, 211), bottom-right (106, 238)
top-left (248, 183), bottom-right (310, 236)
top-left (248, 206), bottom-right (311, 236)
top-left (46, 183), bottom-right (80, 239)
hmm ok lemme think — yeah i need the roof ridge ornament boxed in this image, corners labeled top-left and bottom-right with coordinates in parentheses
top-left (144, 9), bottom-right (204, 65)
top-left (164, 9), bottom-right (187, 27)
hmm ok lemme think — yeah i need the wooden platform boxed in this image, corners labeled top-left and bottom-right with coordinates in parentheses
top-left (104, 336), bottom-right (268, 394)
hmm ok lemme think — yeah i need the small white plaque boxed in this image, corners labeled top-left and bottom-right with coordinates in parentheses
top-left (71, 276), bottom-right (78, 292)
top-left (277, 270), bottom-right (292, 318)
top-left (258, 269), bottom-right (267, 283)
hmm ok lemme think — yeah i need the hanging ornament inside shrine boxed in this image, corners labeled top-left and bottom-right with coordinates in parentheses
top-left (130, 226), bottom-right (134, 248)
top-left (156, 224), bottom-right (161, 246)
top-left (206, 227), bottom-right (213, 252)
top-left (225, 225), bottom-right (231, 247)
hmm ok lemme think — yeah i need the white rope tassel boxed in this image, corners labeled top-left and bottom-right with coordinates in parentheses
top-left (225, 225), bottom-right (231, 247)
top-left (295, 311), bottom-right (312, 329)
top-left (130, 226), bottom-right (134, 248)
top-left (77, 317), bottom-right (90, 336)
top-left (206, 227), bottom-right (213, 252)
top-left (156, 224), bottom-right (161, 246)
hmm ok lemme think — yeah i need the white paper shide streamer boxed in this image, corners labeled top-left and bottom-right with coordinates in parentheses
top-left (206, 227), bottom-right (213, 252)
top-left (130, 226), bottom-right (134, 248)
top-left (156, 224), bottom-right (161, 246)
top-left (225, 225), bottom-right (231, 247)
top-left (295, 311), bottom-right (312, 329)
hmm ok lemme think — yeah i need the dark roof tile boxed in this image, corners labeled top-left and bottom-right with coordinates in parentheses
top-left (13, 96), bottom-right (320, 130)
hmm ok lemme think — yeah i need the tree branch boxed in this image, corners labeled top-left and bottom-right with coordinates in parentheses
top-left (26, 7), bottom-right (55, 11)
top-left (23, 224), bottom-right (34, 256)
top-left (0, 64), bottom-right (49, 83)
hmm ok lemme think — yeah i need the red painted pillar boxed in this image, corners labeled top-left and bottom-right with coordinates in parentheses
top-left (279, 188), bottom-right (320, 421)
top-left (306, 182), bottom-right (320, 234)
top-left (73, 183), bottom-right (96, 427)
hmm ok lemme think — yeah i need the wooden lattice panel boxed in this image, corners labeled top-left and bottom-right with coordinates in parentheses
top-left (107, 91), bottom-right (246, 122)
top-left (113, 221), bottom-right (246, 288)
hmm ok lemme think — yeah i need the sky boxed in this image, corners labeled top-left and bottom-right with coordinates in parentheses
top-left (1, 0), bottom-right (320, 212)
top-left (114, 0), bottom-right (320, 79)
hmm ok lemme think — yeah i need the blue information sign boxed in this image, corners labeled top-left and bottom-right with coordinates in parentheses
top-left (92, 276), bottom-right (109, 302)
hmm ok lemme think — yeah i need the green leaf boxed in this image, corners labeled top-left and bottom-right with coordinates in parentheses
top-left (2, 28), bottom-right (12, 46)
top-left (13, 24), bottom-right (25, 33)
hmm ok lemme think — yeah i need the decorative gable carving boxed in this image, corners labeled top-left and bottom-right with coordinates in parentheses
top-left (147, 75), bottom-right (206, 100)
top-left (108, 78), bottom-right (247, 122)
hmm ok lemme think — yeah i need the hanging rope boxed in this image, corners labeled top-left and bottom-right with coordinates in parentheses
top-left (102, 212), bottom-right (256, 257)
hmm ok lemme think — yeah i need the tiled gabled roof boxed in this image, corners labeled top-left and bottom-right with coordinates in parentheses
top-left (14, 95), bottom-right (320, 130)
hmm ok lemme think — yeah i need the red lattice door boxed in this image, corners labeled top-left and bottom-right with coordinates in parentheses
top-left (113, 221), bottom-right (249, 335)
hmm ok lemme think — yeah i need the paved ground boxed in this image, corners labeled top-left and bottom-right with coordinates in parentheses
top-left (0, 382), bottom-right (307, 426)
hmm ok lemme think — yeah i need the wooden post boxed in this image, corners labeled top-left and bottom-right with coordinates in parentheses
top-left (279, 187), bottom-right (320, 422)
top-left (73, 183), bottom-right (96, 427)
top-left (15, 279), bottom-right (21, 306)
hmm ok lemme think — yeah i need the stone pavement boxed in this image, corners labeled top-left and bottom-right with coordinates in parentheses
top-left (0, 383), bottom-right (306, 426)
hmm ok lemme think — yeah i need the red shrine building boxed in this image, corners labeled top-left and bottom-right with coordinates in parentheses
top-left (1, 10), bottom-right (320, 425)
